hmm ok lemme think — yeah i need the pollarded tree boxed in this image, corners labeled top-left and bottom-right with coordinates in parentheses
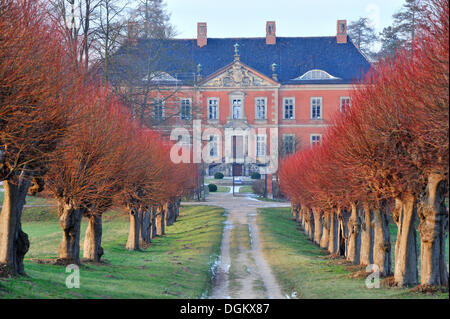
top-left (45, 84), bottom-right (133, 264)
top-left (0, 0), bottom-right (80, 274)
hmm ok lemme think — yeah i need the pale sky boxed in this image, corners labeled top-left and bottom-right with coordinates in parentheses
top-left (165, 0), bottom-right (406, 40)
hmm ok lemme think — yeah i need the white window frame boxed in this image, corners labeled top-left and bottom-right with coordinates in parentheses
top-left (310, 134), bottom-right (322, 147)
top-left (339, 96), bottom-right (351, 112)
top-left (297, 69), bottom-right (339, 80)
top-left (207, 98), bottom-right (219, 120)
top-left (256, 134), bottom-right (267, 157)
top-left (255, 97), bottom-right (267, 120)
top-left (232, 98), bottom-right (243, 119)
top-left (152, 98), bottom-right (164, 121)
top-left (310, 97), bottom-right (323, 120)
top-left (283, 97), bottom-right (295, 120)
top-left (180, 98), bottom-right (192, 120)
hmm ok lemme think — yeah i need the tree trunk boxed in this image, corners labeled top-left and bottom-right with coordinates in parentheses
top-left (58, 202), bottom-right (83, 264)
top-left (126, 208), bottom-right (140, 250)
top-left (372, 205), bottom-right (392, 277)
top-left (392, 195), bottom-right (419, 287)
top-left (140, 208), bottom-right (152, 247)
top-left (347, 203), bottom-right (361, 264)
top-left (320, 212), bottom-right (330, 249)
top-left (328, 209), bottom-right (337, 254)
top-left (83, 214), bottom-right (104, 262)
top-left (0, 178), bottom-right (30, 275)
top-left (157, 206), bottom-right (165, 236)
top-left (336, 208), bottom-right (347, 256)
top-left (305, 208), bottom-right (314, 241)
top-left (418, 173), bottom-right (449, 287)
top-left (175, 198), bottom-right (181, 221)
top-left (294, 205), bottom-right (300, 224)
top-left (360, 202), bottom-right (373, 266)
top-left (312, 208), bottom-right (322, 245)
top-left (298, 205), bottom-right (303, 226)
top-left (151, 206), bottom-right (157, 239)
top-left (167, 201), bottom-right (176, 226)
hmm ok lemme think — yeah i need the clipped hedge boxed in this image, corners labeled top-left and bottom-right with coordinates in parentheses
top-left (251, 172), bottom-right (261, 179)
top-left (214, 172), bottom-right (224, 179)
top-left (208, 184), bottom-right (218, 192)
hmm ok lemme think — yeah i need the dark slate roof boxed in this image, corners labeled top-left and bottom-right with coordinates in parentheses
top-left (111, 36), bottom-right (371, 85)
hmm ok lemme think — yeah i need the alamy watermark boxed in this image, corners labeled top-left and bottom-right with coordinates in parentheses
top-left (65, 264), bottom-right (80, 289)
top-left (365, 264), bottom-right (380, 289)
top-left (169, 120), bottom-right (279, 174)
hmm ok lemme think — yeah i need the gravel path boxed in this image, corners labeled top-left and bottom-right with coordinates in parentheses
top-left (183, 192), bottom-right (290, 299)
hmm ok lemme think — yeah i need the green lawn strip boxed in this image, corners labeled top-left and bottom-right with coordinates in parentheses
top-left (0, 193), bottom-right (53, 207)
top-left (257, 207), bottom-right (448, 299)
top-left (216, 186), bottom-right (230, 193)
top-left (0, 205), bottom-right (225, 299)
top-left (238, 186), bottom-right (253, 193)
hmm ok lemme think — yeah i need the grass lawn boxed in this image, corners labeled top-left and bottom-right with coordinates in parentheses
top-left (216, 186), bottom-right (230, 193)
top-left (238, 186), bottom-right (253, 193)
top-left (257, 207), bottom-right (449, 299)
top-left (0, 192), bottom-right (54, 207)
top-left (0, 205), bottom-right (225, 299)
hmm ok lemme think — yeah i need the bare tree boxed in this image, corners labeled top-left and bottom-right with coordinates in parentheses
top-left (347, 17), bottom-right (379, 59)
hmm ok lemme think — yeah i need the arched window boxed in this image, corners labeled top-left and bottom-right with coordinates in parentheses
top-left (295, 69), bottom-right (339, 80)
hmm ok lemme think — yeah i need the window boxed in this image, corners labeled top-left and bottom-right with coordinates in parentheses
top-left (283, 98), bottom-right (295, 120)
top-left (310, 134), bottom-right (321, 147)
top-left (256, 135), bottom-right (267, 157)
top-left (208, 98), bottom-right (219, 120)
top-left (180, 99), bottom-right (191, 120)
top-left (295, 69), bottom-right (339, 80)
top-left (340, 96), bottom-right (351, 112)
top-left (255, 98), bottom-right (266, 120)
top-left (311, 97), bottom-right (322, 120)
top-left (232, 98), bottom-right (242, 119)
top-left (282, 135), bottom-right (296, 155)
top-left (153, 98), bottom-right (164, 121)
top-left (209, 135), bottom-right (218, 157)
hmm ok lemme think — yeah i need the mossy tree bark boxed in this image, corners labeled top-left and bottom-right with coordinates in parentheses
top-left (392, 195), bottom-right (419, 287)
top-left (372, 204), bottom-right (392, 276)
top-left (126, 208), bottom-right (140, 250)
top-left (418, 173), bottom-right (449, 287)
top-left (139, 208), bottom-right (152, 247)
top-left (320, 211), bottom-right (330, 249)
top-left (360, 202), bottom-right (373, 266)
top-left (328, 209), bottom-right (337, 254)
top-left (151, 206), bottom-right (157, 239)
top-left (336, 208), bottom-right (347, 256)
top-left (58, 202), bottom-right (84, 264)
top-left (0, 177), bottom-right (31, 275)
top-left (83, 213), bottom-right (104, 262)
top-left (312, 208), bottom-right (322, 245)
top-left (346, 203), bottom-right (361, 265)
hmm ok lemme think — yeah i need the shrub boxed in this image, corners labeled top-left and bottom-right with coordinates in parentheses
top-left (208, 184), bottom-right (218, 192)
top-left (250, 172), bottom-right (261, 179)
top-left (214, 172), bottom-right (224, 179)
top-left (252, 180), bottom-right (265, 196)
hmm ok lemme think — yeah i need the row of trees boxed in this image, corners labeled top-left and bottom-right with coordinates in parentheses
top-left (280, 0), bottom-right (448, 288)
top-left (1, 0), bottom-right (197, 275)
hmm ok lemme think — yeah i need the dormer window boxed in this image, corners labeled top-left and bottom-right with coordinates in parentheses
top-left (294, 69), bottom-right (340, 80)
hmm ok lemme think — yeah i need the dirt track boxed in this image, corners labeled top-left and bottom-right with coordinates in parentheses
top-left (183, 192), bottom-right (290, 299)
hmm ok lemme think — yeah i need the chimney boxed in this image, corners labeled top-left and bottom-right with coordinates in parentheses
top-left (266, 21), bottom-right (276, 45)
top-left (128, 21), bottom-right (138, 45)
top-left (336, 20), bottom-right (347, 44)
top-left (197, 22), bottom-right (207, 47)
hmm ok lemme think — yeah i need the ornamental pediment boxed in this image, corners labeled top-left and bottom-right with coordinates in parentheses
top-left (200, 61), bottom-right (278, 88)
